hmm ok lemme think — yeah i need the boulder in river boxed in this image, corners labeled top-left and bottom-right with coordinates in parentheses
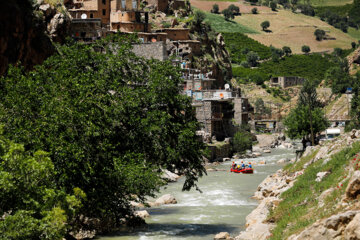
top-left (162, 170), bottom-right (180, 182)
top-left (253, 152), bottom-right (262, 157)
top-left (134, 210), bottom-right (150, 219)
top-left (153, 194), bottom-right (177, 206)
top-left (214, 232), bottom-right (232, 239)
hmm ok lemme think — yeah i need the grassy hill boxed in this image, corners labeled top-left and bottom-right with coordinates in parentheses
top-left (203, 11), bottom-right (257, 34)
top-left (233, 9), bottom-right (357, 54)
top-left (233, 54), bottom-right (338, 82)
top-left (222, 32), bottom-right (272, 63)
top-left (193, 0), bottom-right (358, 54)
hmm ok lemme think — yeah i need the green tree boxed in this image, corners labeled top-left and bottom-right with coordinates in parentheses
top-left (351, 42), bottom-right (357, 49)
top-left (233, 130), bottom-right (253, 154)
top-left (0, 132), bottom-right (84, 239)
top-left (314, 29), bottom-right (326, 41)
top-left (270, 46), bottom-right (284, 62)
top-left (0, 35), bottom-right (206, 226)
top-left (251, 7), bottom-right (258, 14)
top-left (282, 46), bottom-right (292, 56)
top-left (261, 20), bottom-right (270, 31)
top-left (301, 45), bottom-right (311, 54)
top-left (228, 4), bottom-right (240, 15)
top-left (284, 106), bottom-right (329, 141)
top-left (295, 80), bottom-right (327, 145)
top-left (348, 73), bottom-right (360, 129)
top-left (254, 98), bottom-right (271, 118)
top-left (222, 8), bottom-right (234, 21)
top-left (211, 4), bottom-right (219, 14)
top-left (194, 10), bottom-right (206, 27)
top-left (246, 51), bottom-right (260, 67)
top-left (270, 1), bottom-right (277, 11)
top-left (250, 73), bottom-right (266, 85)
top-left (325, 66), bottom-right (353, 94)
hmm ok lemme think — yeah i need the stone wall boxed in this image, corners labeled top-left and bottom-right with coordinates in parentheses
top-left (132, 42), bottom-right (168, 61)
top-left (207, 141), bottom-right (232, 161)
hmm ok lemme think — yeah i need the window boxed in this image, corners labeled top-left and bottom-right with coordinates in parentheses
top-left (102, 9), bottom-right (106, 15)
top-left (132, 0), bottom-right (137, 9)
top-left (122, 0), bottom-right (125, 9)
top-left (90, 13), bottom-right (93, 18)
top-left (102, 0), bottom-right (106, 4)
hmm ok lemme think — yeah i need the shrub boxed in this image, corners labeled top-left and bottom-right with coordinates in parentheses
top-left (302, 45), bottom-right (311, 54)
top-left (351, 42), bottom-right (357, 48)
top-left (241, 60), bottom-right (250, 68)
top-left (251, 73), bottom-right (266, 85)
top-left (252, 7), bottom-right (258, 14)
top-left (261, 20), bottom-right (270, 31)
top-left (233, 130), bottom-right (253, 154)
top-left (211, 4), bottom-right (219, 14)
top-left (246, 51), bottom-right (260, 67)
top-left (282, 46), bottom-right (292, 56)
top-left (222, 8), bottom-right (234, 21)
top-left (270, 1), bottom-right (277, 11)
top-left (314, 29), bottom-right (326, 41)
top-left (228, 4), bottom-right (240, 15)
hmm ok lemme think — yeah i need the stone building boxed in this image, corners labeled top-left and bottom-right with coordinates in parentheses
top-left (66, 0), bottom-right (111, 24)
top-left (66, 0), bottom-right (149, 33)
top-left (269, 76), bottom-right (305, 88)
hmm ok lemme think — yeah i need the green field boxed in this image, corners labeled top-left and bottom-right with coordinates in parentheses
top-left (307, 0), bottom-right (353, 6)
top-left (203, 11), bottom-right (258, 34)
top-left (232, 54), bottom-right (338, 82)
top-left (222, 32), bottom-right (272, 63)
top-left (347, 27), bottom-right (360, 39)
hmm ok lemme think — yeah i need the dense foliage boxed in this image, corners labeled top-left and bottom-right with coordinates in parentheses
top-left (0, 35), bottom-right (206, 232)
top-left (0, 131), bottom-right (84, 239)
top-left (232, 130), bottom-right (253, 154)
top-left (233, 54), bottom-right (337, 83)
top-left (284, 80), bottom-right (329, 141)
top-left (222, 32), bottom-right (272, 64)
top-left (315, 0), bottom-right (360, 33)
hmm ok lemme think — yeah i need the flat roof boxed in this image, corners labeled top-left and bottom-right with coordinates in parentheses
top-left (72, 18), bottom-right (102, 23)
top-left (326, 128), bottom-right (341, 134)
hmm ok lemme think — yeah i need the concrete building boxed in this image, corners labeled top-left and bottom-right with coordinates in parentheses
top-left (70, 18), bottom-right (103, 41)
top-left (269, 76), bottom-right (305, 88)
top-left (67, 0), bottom-right (111, 24)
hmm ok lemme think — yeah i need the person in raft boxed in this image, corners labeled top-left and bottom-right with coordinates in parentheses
top-left (248, 162), bottom-right (252, 169)
top-left (241, 161), bottom-right (245, 169)
top-left (231, 162), bottom-right (236, 169)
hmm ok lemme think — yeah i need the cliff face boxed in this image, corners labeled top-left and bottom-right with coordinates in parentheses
top-left (0, 0), bottom-right (70, 76)
top-left (236, 130), bottom-right (360, 240)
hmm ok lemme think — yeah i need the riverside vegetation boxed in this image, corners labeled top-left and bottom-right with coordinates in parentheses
top-left (0, 35), bottom-right (206, 239)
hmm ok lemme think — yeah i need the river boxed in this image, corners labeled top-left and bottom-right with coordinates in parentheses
top-left (98, 148), bottom-right (295, 240)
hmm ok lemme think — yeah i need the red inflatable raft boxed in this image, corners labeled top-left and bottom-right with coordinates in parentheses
top-left (230, 168), bottom-right (254, 174)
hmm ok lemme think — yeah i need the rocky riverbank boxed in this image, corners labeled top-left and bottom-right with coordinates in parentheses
top-left (231, 130), bottom-right (360, 240)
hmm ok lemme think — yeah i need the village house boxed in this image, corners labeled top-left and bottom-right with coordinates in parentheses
top-left (269, 76), bottom-right (305, 88)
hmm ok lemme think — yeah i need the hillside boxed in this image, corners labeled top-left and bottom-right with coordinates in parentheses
top-left (193, 1), bottom-right (358, 54)
top-left (235, 9), bottom-right (356, 54)
top-left (236, 131), bottom-right (360, 239)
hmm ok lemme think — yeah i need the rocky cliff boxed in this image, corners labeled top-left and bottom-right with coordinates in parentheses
top-left (0, 0), bottom-right (70, 76)
top-left (236, 130), bottom-right (360, 240)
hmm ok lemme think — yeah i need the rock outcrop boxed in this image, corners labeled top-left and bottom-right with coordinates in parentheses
top-left (236, 129), bottom-right (360, 240)
top-left (345, 170), bottom-right (360, 200)
top-left (0, 0), bottom-right (71, 76)
top-left (288, 211), bottom-right (360, 240)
